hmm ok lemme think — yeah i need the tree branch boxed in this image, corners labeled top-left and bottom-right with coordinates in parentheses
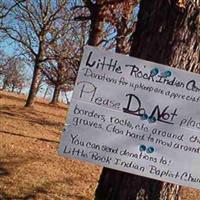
top-left (1, 26), bottom-right (37, 57)
top-left (0, 0), bottom-right (25, 19)
top-left (74, 15), bottom-right (91, 21)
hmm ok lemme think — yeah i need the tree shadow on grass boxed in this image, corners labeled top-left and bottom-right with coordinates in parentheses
top-left (1, 104), bottom-right (67, 118)
top-left (0, 178), bottom-right (90, 200)
top-left (0, 151), bottom-right (91, 200)
top-left (0, 93), bottom-right (25, 103)
top-left (1, 107), bottom-right (64, 129)
top-left (0, 187), bottom-right (46, 200)
top-left (0, 92), bottom-right (67, 110)
top-left (26, 118), bottom-right (64, 128)
top-left (0, 192), bottom-right (36, 200)
top-left (0, 166), bottom-right (9, 176)
top-left (0, 154), bottom-right (44, 178)
top-left (0, 130), bottom-right (59, 144)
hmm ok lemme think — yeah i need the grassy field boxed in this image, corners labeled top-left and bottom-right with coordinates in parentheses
top-left (0, 91), bottom-right (200, 200)
top-left (0, 91), bottom-right (101, 200)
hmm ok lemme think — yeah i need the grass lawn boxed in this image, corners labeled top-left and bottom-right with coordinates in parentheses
top-left (0, 91), bottom-right (101, 200)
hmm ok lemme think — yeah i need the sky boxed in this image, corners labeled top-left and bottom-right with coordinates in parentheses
top-left (0, 38), bottom-right (74, 102)
top-left (0, 1), bottom-right (140, 103)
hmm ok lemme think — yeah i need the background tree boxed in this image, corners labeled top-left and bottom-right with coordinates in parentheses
top-left (73, 0), bottom-right (135, 47)
top-left (0, 0), bottom-right (69, 107)
top-left (61, 84), bottom-right (74, 104)
top-left (0, 57), bottom-right (25, 93)
top-left (0, 50), bottom-right (8, 76)
top-left (103, 0), bottom-right (138, 53)
top-left (42, 14), bottom-right (86, 105)
top-left (94, 0), bottom-right (199, 200)
top-left (43, 58), bottom-right (77, 105)
top-left (73, 0), bottom-right (105, 46)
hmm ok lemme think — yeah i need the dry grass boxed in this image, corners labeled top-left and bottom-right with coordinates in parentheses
top-left (0, 91), bottom-right (200, 200)
top-left (0, 91), bottom-right (101, 200)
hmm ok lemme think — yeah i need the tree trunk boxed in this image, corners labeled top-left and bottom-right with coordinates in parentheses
top-left (11, 84), bottom-right (15, 92)
top-left (130, 0), bottom-right (199, 71)
top-left (87, 5), bottom-right (104, 46)
top-left (18, 86), bottom-right (22, 94)
top-left (94, 0), bottom-right (199, 200)
top-left (2, 80), bottom-right (7, 90)
top-left (24, 65), bottom-right (42, 107)
top-left (64, 92), bottom-right (69, 104)
top-left (115, 16), bottom-right (127, 54)
top-left (43, 86), bottom-right (49, 99)
top-left (35, 75), bottom-right (44, 95)
top-left (50, 84), bottom-right (60, 105)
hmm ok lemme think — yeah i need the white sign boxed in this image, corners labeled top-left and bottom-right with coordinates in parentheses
top-left (59, 46), bottom-right (200, 189)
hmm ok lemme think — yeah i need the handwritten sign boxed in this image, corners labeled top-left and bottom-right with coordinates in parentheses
top-left (59, 46), bottom-right (200, 189)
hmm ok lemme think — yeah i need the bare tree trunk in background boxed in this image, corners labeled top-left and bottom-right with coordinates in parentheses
top-left (35, 75), bottom-right (44, 96)
top-left (11, 83), bottom-right (15, 92)
top-left (18, 86), bottom-right (22, 94)
top-left (25, 43), bottom-right (45, 107)
top-left (43, 86), bottom-right (49, 99)
top-left (24, 64), bottom-right (42, 107)
top-left (2, 80), bottom-right (7, 90)
top-left (50, 84), bottom-right (61, 105)
top-left (64, 91), bottom-right (69, 104)
top-left (94, 0), bottom-right (199, 200)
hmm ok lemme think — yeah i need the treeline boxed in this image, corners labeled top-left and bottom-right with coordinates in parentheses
top-left (0, 0), bottom-right (138, 106)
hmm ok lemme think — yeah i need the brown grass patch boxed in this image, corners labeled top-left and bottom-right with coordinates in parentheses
top-left (0, 91), bottom-right (101, 200)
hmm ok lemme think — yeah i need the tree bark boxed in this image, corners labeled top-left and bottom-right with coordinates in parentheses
top-left (87, 4), bottom-right (104, 46)
top-left (50, 84), bottom-right (60, 105)
top-left (94, 0), bottom-right (199, 200)
top-left (115, 16), bottom-right (128, 54)
top-left (130, 0), bottom-right (199, 71)
top-left (24, 65), bottom-right (42, 107)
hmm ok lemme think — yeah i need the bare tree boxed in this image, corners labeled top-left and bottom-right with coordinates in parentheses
top-left (61, 84), bottom-right (74, 104)
top-left (72, 0), bottom-right (104, 46)
top-left (0, 57), bottom-right (25, 92)
top-left (73, 0), bottom-right (132, 46)
top-left (0, 50), bottom-right (8, 76)
top-left (111, 1), bottom-right (138, 54)
top-left (43, 44), bottom-right (79, 104)
top-left (72, 0), bottom-right (139, 51)
top-left (97, 0), bottom-right (138, 52)
top-left (0, 0), bottom-right (69, 107)
top-left (42, 8), bottom-right (86, 105)
top-left (43, 61), bottom-right (76, 104)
